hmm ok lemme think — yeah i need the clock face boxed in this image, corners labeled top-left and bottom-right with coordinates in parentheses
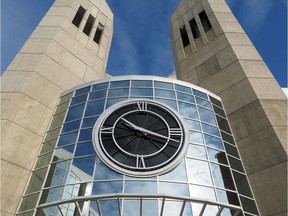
top-left (93, 99), bottom-right (189, 176)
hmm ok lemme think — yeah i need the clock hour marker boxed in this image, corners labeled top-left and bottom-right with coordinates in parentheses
top-left (100, 127), bottom-right (114, 134)
top-left (136, 155), bottom-right (146, 168)
top-left (170, 128), bottom-right (182, 137)
top-left (137, 102), bottom-right (148, 111)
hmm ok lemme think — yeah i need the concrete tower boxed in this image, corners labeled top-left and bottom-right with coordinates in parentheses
top-left (1, 0), bottom-right (113, 215)
top-left (170, 0), bottom-right (287, 215)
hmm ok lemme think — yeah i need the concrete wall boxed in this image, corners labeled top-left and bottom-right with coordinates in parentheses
top-left (0, 0), bottom-right (113, 215)
top-left (171, 0), bottom-right (287, 215)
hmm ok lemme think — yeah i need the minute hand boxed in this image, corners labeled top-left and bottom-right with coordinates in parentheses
top-left (139, 127), bottom-right (180, 143)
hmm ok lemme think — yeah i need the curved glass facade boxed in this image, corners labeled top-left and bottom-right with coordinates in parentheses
top-left (17, 76), bottom-right (259, 216)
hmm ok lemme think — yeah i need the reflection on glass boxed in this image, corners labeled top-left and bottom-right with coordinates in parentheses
top-left (221, 132), bottom-right (235, 145)
top-left (240, 196), bottom-right (259, 215)
top-left (142, 199), bottom-right (158, 216)
top-left (175, 84), bottom-right (191, 93)
top-left (192, 203), bottom-right (218, 216)
top-left (186, 159), bottom-right (213, 185)
top-left (125, 181), bottom-right (157, 194)
top-left (131, 80), bottom-right (152, 87)
top-left (89, 90), bottom-right (107, 100)
top-left (92, 181), bottom-right (123, 194)
top-left (110, 80), bottom-right (130, 88)
top-left (198, 107), bottom-right (216, 125)
top-left (43, 186), bottom-right (65, 203)
top-left (154, 81), bottom-right (174, 89)
top-left (155, 89), bottom-right (176, 99)
top-left (211, 163), bottom-right (235, 190)
top-left (85, 100), bottom-right (105, 117)
top-left (78, 128), bottom-right (93, 142)
top-left (178, 102), bottom-right (198, 119)
top-left (232, 171), bottom-right (253, 198)
top-left (130, 88), bottom-right (153, 97)
top-left (202, 123), bottom-right (220, 137)
top-left (209, 96), bottom-right (223, 108)
top-left (224, 142), bottom-right (240, 158)
top-left (159, 161), bottom-right (187, 181)
top-left (189, 131), bottom-right (204, 144)
top-left (161, 201), bottom-right (192, 216)
top-left (70, 94), bottom-right (88, 106)
top-left (94, 158), bottom-right (123, 180)
top-left (185, 119), bottom-right (200, 131)
top-left (213, 104), bottom-right (226, 117)
top-left (155, 98), bottom-right (178, 111)
top-left (159, 182), bottom-right (189, 196)
top-left (108, 88), bottom-right (129, 97)
top-left (100, 200), bottom-right (120, 216)
top-left (75, 141), bottom-right (95, 157)
top-left (92, 82), bottom-right (109, 91)
top-left (190, 184), bottom-right (216, 200)
top-left (18, 193), bottom-right (40, 212)
top-left (58, 131), bottom-right (78, 147)
top-left (82, 117), bottom-right (98, 128)
top-left (75, 86), bottom-right (90, 96)
top-left (192, 89), bottom-right (208, 99)
top-left (62, 120), bottom-right (81, 133)
top-left (207, 148), bottom-right (228, 165)
top-left (204, 134), bottom-right (224, 150)
top-left (195, 97), bottom-right (212, 109)
top-left (229, 156), bottom-right (245, 173)
top-left (217, 189), bottom-right (239, 206)
top-left (187, 144), bottom-right (207, 159)
top-left (123, 199), bottom-right (140, 216)
top-left (177, 92), bottom-right (195, 103)
top-left (106, 98), bottom-right (127, 108)
top-left (65, 104), bottom-right (85, 122)
top-left (72, 157), bottom-right (95, 177)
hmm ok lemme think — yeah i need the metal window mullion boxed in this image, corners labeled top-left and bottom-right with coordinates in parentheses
top-left (57, 205), bottom-right (65, 216)
top-left (118, 197), bottom-right (122, 216)
top-left (199, 203), bottom-right (207, 216)
top-left (75, 201), bottom-right (84, 216)
top-left (140, 197), bottom-right (143, 216)
top-left (179, 200), bottom-right (186, 216)
top-left (160, 198), bottom-right (165, 216)
top-left (216, 206), bottom-right (224, 216)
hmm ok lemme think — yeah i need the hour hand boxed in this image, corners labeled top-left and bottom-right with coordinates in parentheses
top-left (121, 118), bottom-right (140, 131)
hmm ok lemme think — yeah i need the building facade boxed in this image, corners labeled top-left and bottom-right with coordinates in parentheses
top-left (1, 0), bottom-right (286, 216)
top-left (16, 76), bottom-right (259, 216)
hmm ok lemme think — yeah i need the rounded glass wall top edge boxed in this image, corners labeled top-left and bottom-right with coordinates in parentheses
top-left (59, 76), bottom-right (221, 100)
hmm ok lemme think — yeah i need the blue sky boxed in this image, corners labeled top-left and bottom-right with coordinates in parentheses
top-left (1, 0), bottom-right (287, 87)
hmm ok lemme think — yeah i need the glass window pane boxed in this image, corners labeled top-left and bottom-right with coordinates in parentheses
top-left (202, 123), bottom-right (220, 136)
top-left (130, 88), bottom-right (153, 97)
top-left (92, 181), bottom-right (123, 194)
top-left (25, 167), bottom-right (48, 194)
top-left (75, 141), bottom-right (95, 157)
top-left (240, 196), bottom-right (259, 215)
top-left (92, 82), bottom-right (109, 91)
top-left (175, 84), bottom-right (191, 93)
top-left (94, 158), bottom-right (123, 180)
top-left (189, 131), bottom-right (204, 144)
top-left (54, 145), bottom-right (75, 161)
top-left (125, 181), bottom-right (157, 194)
top-left (217, 189), bottom-right (240, 206)
top-left (209, 96), bottom-right (223, 108)
top-left (75, 86), bottom-right (90, 96)
top-left (155, 89), bottom-right (175, 99)
top-left (192, 203), bottom-right (218, 216)
top-left (89, 90), bottom-right (107, 100)
top-left (177, 92), bottom-right (195, 103)
top-left (159, 161), bottom-right (187, 181)
top-left (178, 102), bottom-right (198, 119)
top-left (221, 131), bottom-right (235, 145)
top-left (229, 156), bottom-right (245, 173)
top-left (72, 157), bottom-right (95, 177)
top-left (65, 104), bottom-right (85, 122)
top-left (70, 94), bottom-right (88, 106)
top-left (204, 134), bottom-right (224, 150)
top-left (216, 116), bottom-right (232, 134)
top-left (18, 193), bottom-right (40, 212)
top-left (185, 119), bottom-right (200, 131)
top-left (159, 182), bottom-right (189, 196)
top-left (190, 184), bottom-right (216, 200)
top-left (110, 80), bottom-right (130, 88)
top-left (62, 120), bottom-right (81, 133)
top-left (186, 159), bottom-right (213, 185)
top-left (78, 128), bottom-right (93, 142)
top-left (198, 107), bottom-right (216, 125)
top-left (187, 144), bottom-right (207, 159)
top-left (192, 89), bottom-right (208, 99)
top-left (99, 200), bottom-right (120, 216)
top-left (195, 97), bottom-right (212, 109)
top-left (154, 81), bottom-right (174, 89)
top-left (142, 200), bottom-right (158, 216)
top-left (213, 105), bottom-right (226, 117)
top-left (106, 98), bottom-right (127, 108)
top-left (84, 100), bottom-right (105, 117)
top-left (108, 88), bottom-right (129, 97)
top-left (131, 80), bottom-right (152, 87)
top-left (123, 199), bottom-right (139, 216)
top-left (155, 98), bottom-right (178, 111)
top-left (161, 201), bottom-right (192, 216)
top-left (58, 131), bottom-right (78, 146)
top-left (207, 148), bottom-right (228, 165)
top-left (224, 142), bottom-right (240, 158)
top-left (210, 163), bottom-right (235, 190)
top-left (82, 117), bottom-right (98, 128)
